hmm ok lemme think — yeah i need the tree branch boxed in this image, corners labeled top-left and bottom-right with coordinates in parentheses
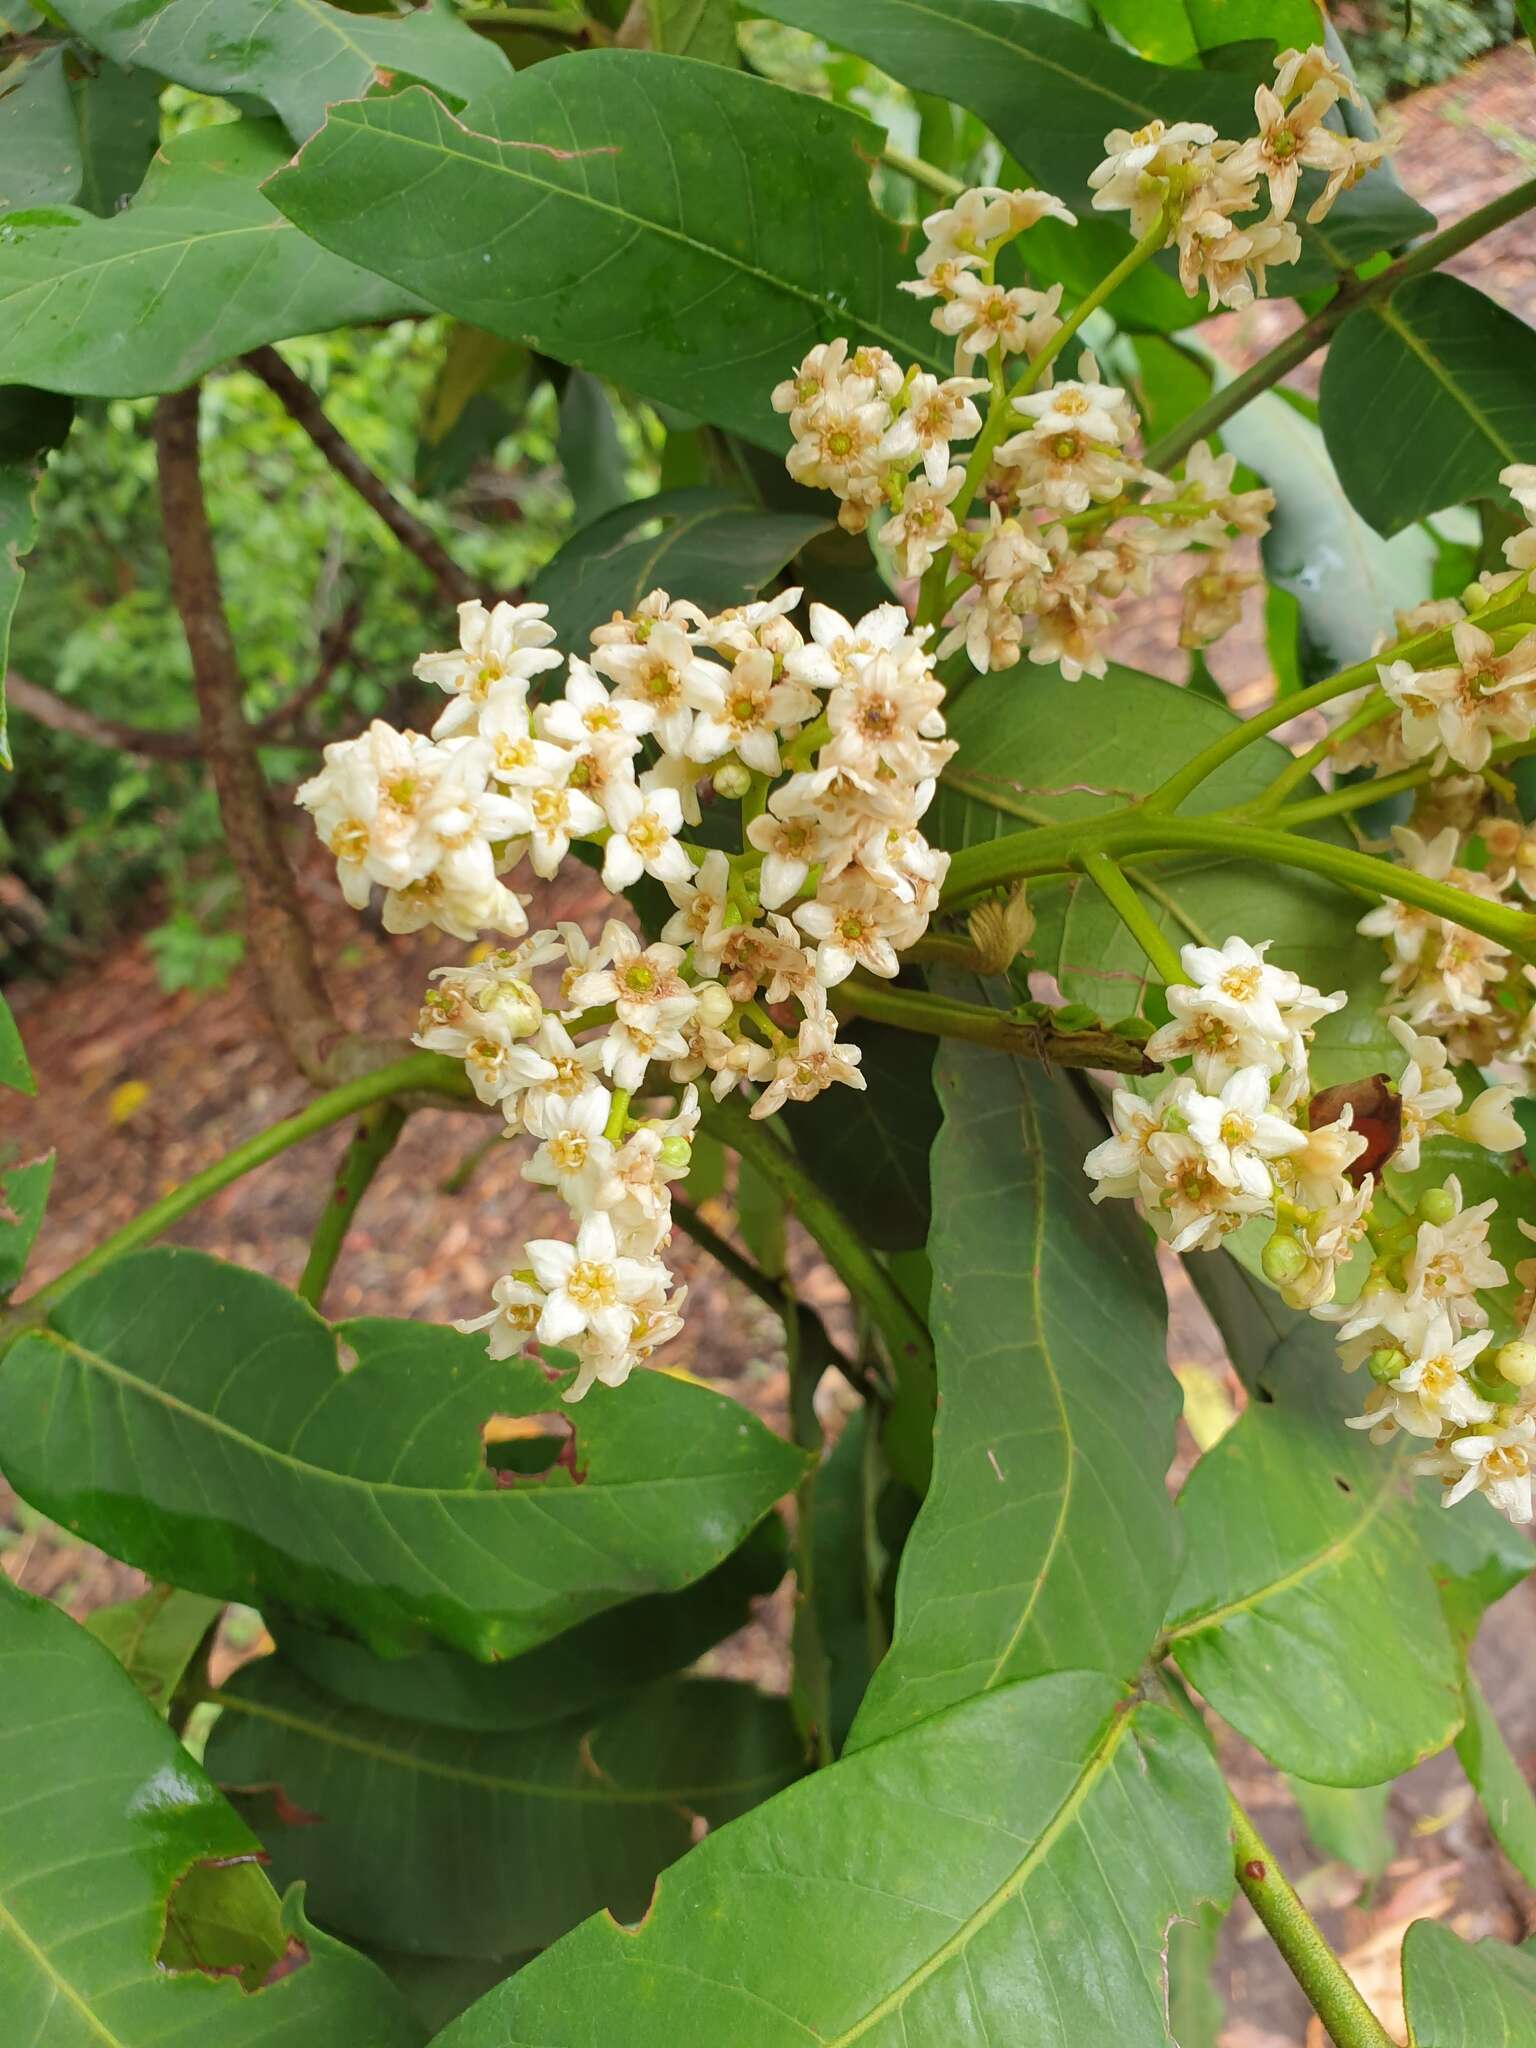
top-left (153, 385), bottom-right (342, 1085)
top-left (244, 345), bottom-right (478, 610)
top-left (5, 600), bottom-right (362, 761)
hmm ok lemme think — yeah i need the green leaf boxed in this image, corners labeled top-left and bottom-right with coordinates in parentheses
top-left (1167, 1256), bottom-right (1507, 1785)
top-left (648, 0), bottom-right (739, 63)
top-left (0, 1150), bottom-right (51, 1297)
top-left (363, 1952), bottom-right (525, 2036)
top-left (0, 48), bottom-right (83, 208)
top-left (266, 58), bottom-right (948, 446)
top-left (778, 1018), bottom-right (940, 1253)
top-left (850, 1049), bottom-right (1180, 1748)
top-left (0, 1249), bottom-right (806, 1658)
top-left (1400, 1919), bottom-right (1536, 2045)
top-left (1288, 1777), bottom-right (1394, 1881)
top-left (934, 664), bottom-right (1398, 1083)
top-left (0, 990), bottom-right (32, 1093)
top-left (52, 0), bottom-right (505, 144)
top-left (0, 119), bottom-right (424, 401)
top-left (0, 461), bottom-right (40, 770)
top-left (208, 1656), bottom-right (803, 1957)
top-left (556, 369), bottom-right (630, 528)
top-left (1166, 1901), bottom-right (1227, 2048)
top-left (1319, 275), bottom-right (1536, 534)
top-left (1213, 379), bottom-right (1436, 681)
top-left (530, 488), bottom-right (830, 653)
top-left (73, 58), bottom-right (163, 217)
top-left (274, 1516), bottom-right (787, 1735)
top-left (1093, 0), bottom-right (1322, 57)
top-left (438, 1673), bottom-right (1229, 2047)
top-left (1454, 1672), bottom-right (1536, 1889)
top-left (84, 1584), bottom-right (224, 1715)
top-left (797, 1408), bottom-right (886, 1758)
top-left (0, 1577), bottom-right (425, 2044)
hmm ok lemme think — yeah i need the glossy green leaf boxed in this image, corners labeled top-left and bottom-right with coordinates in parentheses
top-left (648, 0), bottom-right (738, 63)
top-left (1093, 0), bottom-right (1321, 57)
top-left (794, 1408), bottom-right (885, 1759)
top-left (208, 1656), bottom-right (803, 1958)
top-left (0, 119), bottom-right (424, 401)
top-left (530, 488), bottom-right (830, 653)
top-left (934, 665), bottom-right (1398, 1083)
top-left (0, 1250), bottom-right (806, 1658)
top-left (1400, 1919), bottom-right (1536, 2044)
top-left (0, 1578), bottom-right (424, 2045)
top-left (556, 369), bottom-right (629, 527)
top-left (1320, 274), bottom-right (1536, 534)
top-left (0, 1150), bottom-right (51, 1296)
top-left (1166, 1902), bottom-right (1227, 2048)
top-left (0, 990), bottom-right (32, 1092)
top-left (439, 1673), bottom-right (1229, 2047)
top-left (1288, 1777), bottom-right (1394, 1881)
top-left (1454, 1673), bottom-right (1536, 1889)
top-left (778, 1018), bottom-right (940, 1253)
top-left (1168, 1257), bottom-right (1516, 1785)
top-left (73, 58), bottom-right (163, 217)
top-left (52, 0), bottom-right (505, 144)
top-left (275, 1516), bottom-right (786, 1735)
top-left (266, 58), bottom-right (947, 446)
top-left (1214, 380), bottom-right (1436, 681)
top-left (85, 1584), bottom-right (224, 1715)
top-left (850, 1049), bottom-right (1179, 1748)
top-left (0, 48), bottom-right (82, 209)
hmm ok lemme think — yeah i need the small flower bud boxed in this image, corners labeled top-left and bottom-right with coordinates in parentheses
top-left (1368, 1345), bottom-right (1410, 1385)
top-left (1261, 1230), bottom-right (1309, 1286)
top-left (1462, 579), bottom-right (1490, 613)
top-left (1453, 1088), bottom-right (1524, 1153)
top-left (694, 982), bottom-right (733, 1029)
top-left (483, 977), bottom-right (543, 1039)
top-left (714, 761), bottom-right (753, 800)
top-left (658, 1136), bottom-right (693, 1171)
top-left (1417, 1186), bottom-right (1458, 1227)
top-left (1493, 1341), bottom-right (1536, 1389)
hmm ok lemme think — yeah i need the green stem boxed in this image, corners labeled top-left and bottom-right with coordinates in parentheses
top-left (1271, 734), bottom-right (1536, 827)
top-left (915, 209), bottom-right (1172, 629)
top-left (1229, 1794), bottom-right (1396, 2048)
top-left (468, 4), bottom-right (599, 34)
top-left (879, 143), bottom-right (965, 201)
top-left (12, 1052), bottom-right (471, 1327)
top-left (1145, 175), bottom-right (1536, 473)
top-left (834, 974), bottom-right (1154, 1072)
top-left (942, 813), bottom-right (1536, 956)
top-left (700, 1093), bottom-right (933, 1387)
top-left (296, 1101), bottom-right (407, 1311)
top-left (1080, 851), bottom-right (1185, 984)
top-left (1244, 691), bottom-right (1391, 817)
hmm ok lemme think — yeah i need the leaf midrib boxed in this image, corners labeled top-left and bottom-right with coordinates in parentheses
top-left (823, 1701), bottom-right (1132, 2044)
top-left (0, 1886), bottom-right (123, 2047)
top-left (1372, 296), bottom-right (1522, 466)
top-left (296, 88), bottom-right (938, 370)
top-left (1162, 1457), bottom-right (1402, 1641)
top-left (208, 1685), bottom-right (790, 1806)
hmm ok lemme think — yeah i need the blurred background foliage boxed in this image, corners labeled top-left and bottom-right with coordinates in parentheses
top-left (0, 0), bottom-right (1524, 992)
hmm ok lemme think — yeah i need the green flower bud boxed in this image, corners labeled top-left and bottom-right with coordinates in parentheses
top-left (1417, 1186), bottom-right (1457, 1227)
top-left (658, 1136), bottom-right (693, 1171)
top-left (1493, 1340), bottom-right (1536, 1389)
top-left (1367, 1345), bottom-right (1410, 1385)
top-left (714, 760), bottom-right (753, 800)
top-left (1261, 1231), bottom-right (1308, 1286)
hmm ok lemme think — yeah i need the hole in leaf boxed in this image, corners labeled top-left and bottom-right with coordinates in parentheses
top-left (482, 1411), bottom-right (582, 1486)
top-left (1254, 1381), bottom-right (1275, 1404)
top-left (1332, 1474), bottom-right (1353, 1496)
top-left (156, 1856), bottom-right (308, 1991)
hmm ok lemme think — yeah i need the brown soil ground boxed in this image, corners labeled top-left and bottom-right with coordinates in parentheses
top-left (5, 43), bottom-right (1536, 2042)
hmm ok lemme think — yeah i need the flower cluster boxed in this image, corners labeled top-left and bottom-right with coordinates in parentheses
top-left (299, 590), bottom-right (952, 1395)
top-left (772, 43), bottom-right (1383, 688)
top-left (1086, 933), bottom-right (1533, 1525)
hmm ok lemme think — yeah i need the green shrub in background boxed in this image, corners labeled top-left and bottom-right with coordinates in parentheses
top-left (1340, 0), bottom-right (1520, 100)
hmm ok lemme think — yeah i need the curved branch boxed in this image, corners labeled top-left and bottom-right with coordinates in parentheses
top-left (153, 385), bottom-right (341, 1084)
top-left (244, 345), bottom-right (478, 609)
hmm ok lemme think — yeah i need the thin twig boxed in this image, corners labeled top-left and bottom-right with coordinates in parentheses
top-left (153, 386), bottom-right (341, 1085)
top-left (297, 1101), bottom-right (408, 1311)
top-left (244, 345), bottom-right (478, 609)
top-left (5, 600), bottom-right (362, 761)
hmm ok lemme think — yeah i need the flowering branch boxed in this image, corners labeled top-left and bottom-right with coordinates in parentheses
top-left (244, 345), bottom-right (479, 609)
top-left (1144, 174), bottom-right (1536, 474)
top-left (834, 974), bottom-right (1157, 1072)
top-left (153, 386), bottom-right (343, 1086)
top-left (1227, 1793), bottom-right (1397, 2048)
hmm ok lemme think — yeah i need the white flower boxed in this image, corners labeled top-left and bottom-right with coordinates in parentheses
top-left (501, 773), bottom-right (606, 880)
top-left (1083, 1077), bottom-right (1195, 1202)
top-left (523, 1090), bottom-right (617, 1210)
top-left (660, 848), bottom-right (733, 953)
top-left (527, 1210), bottom-right (658, 1351)
top-left (416, 599), bottom-right (561, 739)
top-left (751, 1005), bottom-right (866, 1118)
top-left (1388, 1015), bottom-right (1462, 1170)
top-left (567, 923), bottom-right (694, 1023)
top-left (1444, 1417), bottom-right (1536, 1523)
top-left (745, 801), bottom-right (820, 909)
top-left (1183, 1065), bottom-right (1305, 1198)
top-left (882, 468), bottom-right (966, 578)
top-left (687, 648), bottom-right (818, 777)
top-left (1142, 1130), bottom-right (1269, 1252)
top-left (1455, 1086), bottom-right (1524, 1153)
top-left (1346, 1310), bottom-right (1496, 1442)
top-left (929, 276), bottom-right (1062, 361)
top-left (590, 622), bottom-right (726, 756)
top-left (505, 1016), bottom-right (610, 1137)
top-left (1405, 1178), bottom-right (1508, 1325)
top-left (1012, 374), bottom-right (1131, 448)
top-left (600, 781), bottom-right (692, 891)
top-left (1379, 622), bottom-right (1536, 771)
top-left (456, 1273), bottom-right (545, 1359)
top-left (536, 660), bottom-right (648, 764)
top-left (877, 374), bottom-right (988, 486)
top-left (1283, 1109), bottom-right (1367, 1211)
